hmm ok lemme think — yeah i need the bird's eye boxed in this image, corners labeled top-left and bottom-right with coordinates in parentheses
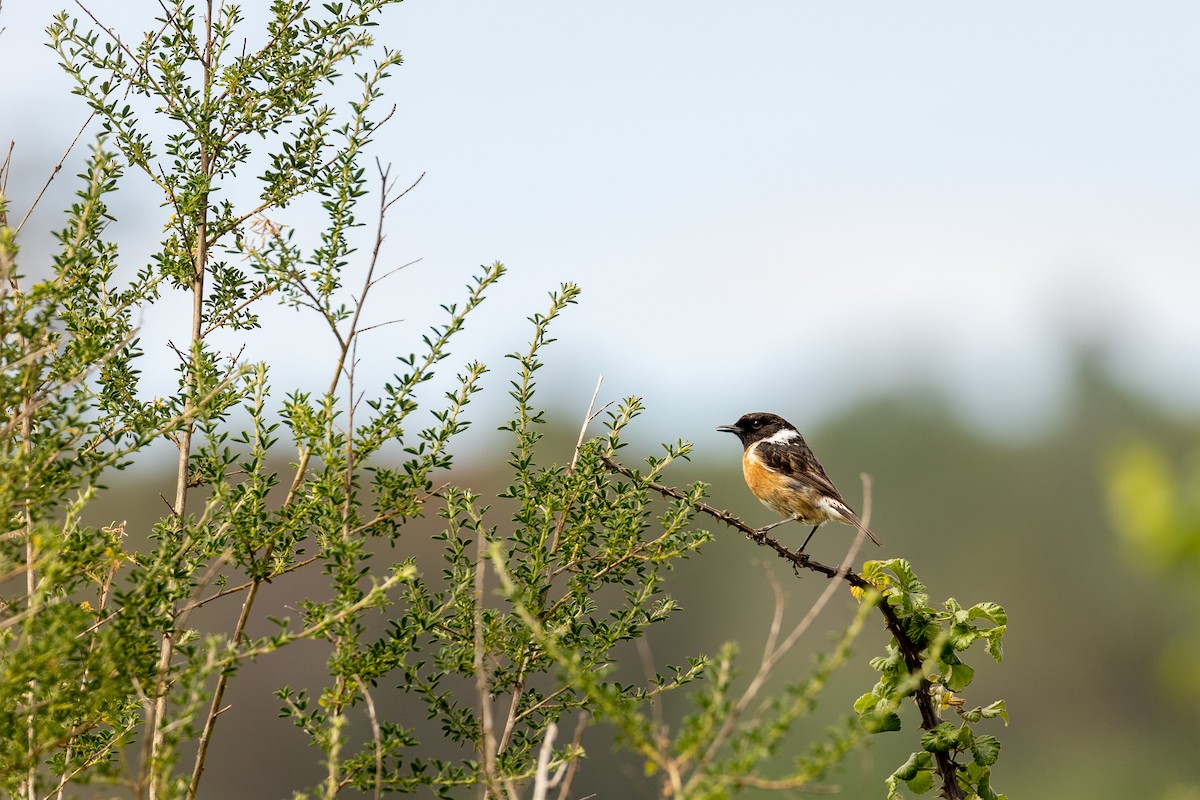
top-left (751, 419), bottom-right (761, 429)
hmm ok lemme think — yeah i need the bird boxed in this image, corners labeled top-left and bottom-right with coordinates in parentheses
top-left (717, 411), bottom-right (881, 552)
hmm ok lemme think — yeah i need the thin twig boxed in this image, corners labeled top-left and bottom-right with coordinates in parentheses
top-left (352, 676), bottom-right (383, 800)
top-left (355, 318), bottom-right (404, 335)
top-left (381, 167), bottom-right (423, 211)
top-left (554, 714), bottom-right (587, 800)
top-left (1, 139), bottom-right (15, 231)
top-left (474, 533), bottom-right (503, 799)
top-left (569, 375), bottom-right (605, 473)
top-left (200, 285), bottom-right (276, 336)
top-left (530, 722), bottom-right (556, 800)
top-left (496, 658), bottom-right (528, 754)
top-left (547, 375), bottom-right (610, 558)
top-left (14, 115), bottom-right (94, 236)
top-left (366, 256), bottom-right (421, 292)
top-left (283, 160), bottom-right (395, 504)
top-left (179, 556), bottom-right (319, 614)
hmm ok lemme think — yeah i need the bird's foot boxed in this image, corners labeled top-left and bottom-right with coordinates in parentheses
top-left (757, 517), bottom-right (793, 536)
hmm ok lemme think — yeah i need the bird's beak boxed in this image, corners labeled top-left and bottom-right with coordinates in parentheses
top-left (717, 424), bottom-right (740, 434)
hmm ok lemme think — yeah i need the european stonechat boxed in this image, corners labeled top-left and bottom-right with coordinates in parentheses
top-left (718, 411), bottom-right (882, 552)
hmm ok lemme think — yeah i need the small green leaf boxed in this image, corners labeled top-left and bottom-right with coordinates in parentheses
top-left (968, 601), bottom-right (1007, 627)
top-left (948, 623), bottom-right (977, 650)
top-left (920, 722), bottom-right (960, 753)
top-left (980, 699), bottom-right (1009, 725)
top-left (906, 768), bottom-right (936, 794)
top-left (861, 710), bottom-right (903, 733)
top-left (971, 734), bottom-right (1001, 766)
top-left (984, 625), bottom-right (1006, 661)
top-left (945, 661), bottom-right (975, 692)
top-left (853, 691), bottom-right (880, 714)
top-left (893, 750), bottom-right (933, 780)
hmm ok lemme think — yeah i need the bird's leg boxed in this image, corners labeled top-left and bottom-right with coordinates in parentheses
top-left (757, 516), bottom-right (795, 535)
top-left (798, 525), bottom-right (819, 553)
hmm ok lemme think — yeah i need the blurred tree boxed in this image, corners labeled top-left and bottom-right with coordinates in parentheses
top-left (1107, 441), bottom-right (1200, 708)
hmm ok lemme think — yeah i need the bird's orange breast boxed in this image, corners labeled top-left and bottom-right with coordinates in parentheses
top-left (742, 445), bottom-right (825, 522)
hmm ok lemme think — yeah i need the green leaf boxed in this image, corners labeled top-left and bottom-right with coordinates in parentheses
top-left (853, 691), bottom-right (880, 715)
top-left (971, 734), bottom-right (1001, 766)
top-left (968, 601), bottom-right (1007, 627)
top-left (975, 699), bottom-right (1009, 725)
top-left (862, 711), bottom-right (902, 733)
top-left (984, 625), bottom-right (1006, 661)
top-left (906, 768), bottom-right (936, 794)
top-left (893, 750), bottom-right (933, 780)
top-left (945, 660), bottom-right (975, 692)
top-left (920, 722), bottom-right (960, 753)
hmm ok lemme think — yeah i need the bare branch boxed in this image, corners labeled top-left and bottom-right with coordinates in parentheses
top-left (474, 532), bottom-right (503, 800)
top-left (553, 715), bottom-right (587, 800)
top-left (568, 375), bottom-right (605, 473)
top-left (353, 676), bottom-right (384, 800)
top-left (13, 116), bottom-right (93, 237)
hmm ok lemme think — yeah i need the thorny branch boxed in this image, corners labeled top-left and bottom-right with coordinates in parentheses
top-left (600, 454), bottom-right (966, 800)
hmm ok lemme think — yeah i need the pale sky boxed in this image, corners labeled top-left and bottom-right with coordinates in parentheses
top-left (4, 1), bottom-right (1200, 444)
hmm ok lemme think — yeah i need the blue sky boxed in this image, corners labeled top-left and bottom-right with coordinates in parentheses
top-left (4, 1), bottom-right (1200, 443)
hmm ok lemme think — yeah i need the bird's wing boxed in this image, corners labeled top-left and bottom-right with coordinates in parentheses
top-left (754, 440), bottom-right (882, 546)
top-left (753, 440), bottom-right (847, 504)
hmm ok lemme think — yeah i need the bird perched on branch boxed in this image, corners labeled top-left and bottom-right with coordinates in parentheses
top-left (718, 411), bottom-right (881, 552)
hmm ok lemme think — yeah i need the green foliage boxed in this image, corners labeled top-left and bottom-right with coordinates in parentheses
top-left (854, 559), bottom-right (1008, 799)
top-left (1107, 441), bottom-right (1200, 568)
top-left (1106, 441), bottom-right (1200, 722)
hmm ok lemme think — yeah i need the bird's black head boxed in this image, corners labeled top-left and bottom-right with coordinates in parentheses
top-left (717, 412), bottom-right (796, 448)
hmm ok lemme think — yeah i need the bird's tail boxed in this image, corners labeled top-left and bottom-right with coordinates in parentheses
top-left (856, 520), bottom-right (883, 548)
top-left (831, 502), bottom-right (882, 547)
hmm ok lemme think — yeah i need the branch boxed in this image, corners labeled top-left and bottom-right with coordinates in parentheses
top-left (600, 455), bottom-right (965, 800)
top-left (601, 455), bottom-right (854, 581)
top-left (474, 530), bottom-right (509, 800)
top-left (179, 556), bottom-right (319, 614)
top-left (352, 676), bottom-right (384, 800)
top-left (13, 114), bottom-right (94, 237)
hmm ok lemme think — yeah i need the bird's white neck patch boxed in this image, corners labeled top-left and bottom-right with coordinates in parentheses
top-left (764, 428), bottom-right (800, 445)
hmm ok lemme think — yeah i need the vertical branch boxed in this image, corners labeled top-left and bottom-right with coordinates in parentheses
top-left (495, 374), bottom-right (608, 757)
top-left (20, 343), bottom-right (36, 800)
top-left (311, 165), bottom-right (396, 798)
top-left (53, 546), bottom-right (122, 800)
top-left (342, 333), bottom-right (358, 539)
top-left (474, 533), bottom-right (500, 800)
top-left (529, 723), bottom-right (558, 800)
top-left (553, 716), bottom-right (587, 800)
top-left (149, 3), bottom-right (215, 797)
top-left (284, 162), bottom-right (395, 507)
top-left (353, 676), bottom-right (384, 800)
top-left (172, 0), bottom-right (215, 521)
top-left (185, 373), bottom-right (265, 800)
top-left (567, 375), bottom-right (605, 473)
top-left (323, 692), bottom-right (344, 800)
